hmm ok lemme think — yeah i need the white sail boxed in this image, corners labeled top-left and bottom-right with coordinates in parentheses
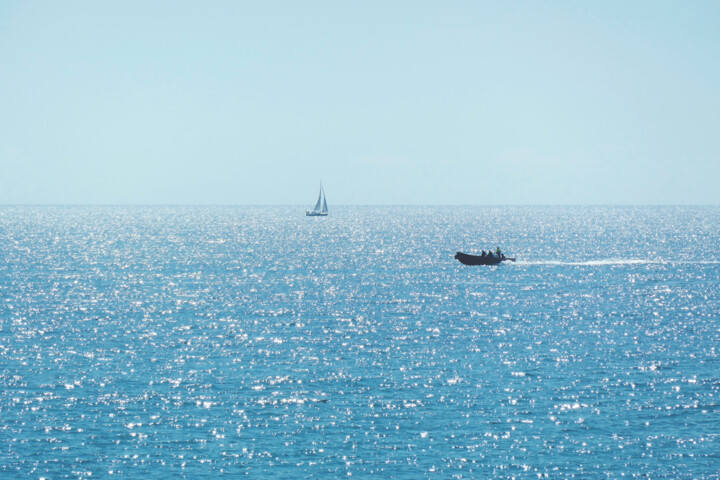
top-left (306, 182), bottom-right (328, 216)
top-left (313, 187), bottom-right (323, 212)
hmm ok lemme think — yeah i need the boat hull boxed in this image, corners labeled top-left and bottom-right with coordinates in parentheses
top-left (306, 211), bottom-right (328, 217)
top-left (454, 251), bottom-right (516, 266)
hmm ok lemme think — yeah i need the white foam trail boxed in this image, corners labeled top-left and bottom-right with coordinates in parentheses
top-left (516, 259), bottom-right (654, 266)
top-left (515, 259), bottom-right (720, 266)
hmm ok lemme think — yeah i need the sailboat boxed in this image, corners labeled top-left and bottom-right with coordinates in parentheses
top-left (306, 183), bottom-right (328, 216)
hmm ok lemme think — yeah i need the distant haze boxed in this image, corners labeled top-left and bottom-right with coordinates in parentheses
top-left (1, 1), bottom-right (719, 205)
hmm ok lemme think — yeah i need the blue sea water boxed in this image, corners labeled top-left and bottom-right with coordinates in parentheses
top-left (1, 206), bottom-right (720, 479)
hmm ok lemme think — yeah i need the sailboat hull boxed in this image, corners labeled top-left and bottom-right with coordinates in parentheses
top-left (306, 211), bottom-right (328, 217)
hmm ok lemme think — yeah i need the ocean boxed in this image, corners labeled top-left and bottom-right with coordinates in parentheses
top-left (1, 206), bottom-right (719, 478)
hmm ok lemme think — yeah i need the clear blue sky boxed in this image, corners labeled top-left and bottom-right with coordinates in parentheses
top-left (1, 1), bottom-right (719, 205)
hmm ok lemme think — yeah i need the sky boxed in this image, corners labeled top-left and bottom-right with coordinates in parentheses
top-left (1, 0), bottom-right (719, 205)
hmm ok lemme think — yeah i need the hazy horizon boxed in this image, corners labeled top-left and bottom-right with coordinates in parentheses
top-left (2, 203), bottom-right (718, 207)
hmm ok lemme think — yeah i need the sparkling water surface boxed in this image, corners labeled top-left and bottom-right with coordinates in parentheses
top-left (2, 206), bottom-right (719, 478)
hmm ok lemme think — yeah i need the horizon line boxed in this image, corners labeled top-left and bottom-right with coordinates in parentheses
top-left (1, 203), bottom-right (719, 208)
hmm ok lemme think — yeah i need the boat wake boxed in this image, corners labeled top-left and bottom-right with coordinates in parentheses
top-left (516, 259), bottom-right (720, 266)
top-left (518, 259), bottom-right (655, 266)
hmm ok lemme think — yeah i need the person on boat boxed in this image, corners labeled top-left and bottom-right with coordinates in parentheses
top-left (496, 247), bottom-right (502, 256)
top-left (481, 250), bottom-right (486, 257)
